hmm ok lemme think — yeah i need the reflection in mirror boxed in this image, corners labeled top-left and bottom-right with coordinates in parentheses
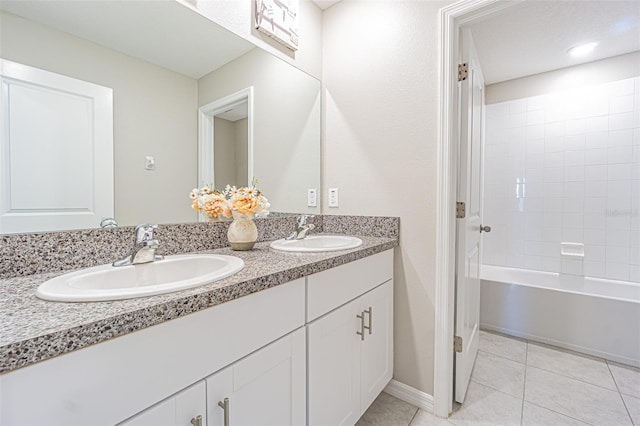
top-left (0, 1), bottom-right (320, 235)
top-left (199, 48), bottom-right (321, 215)
top-left (198, 87), bottom-right (254, 191)
top-left (214, 103), bottom-right (250, 189)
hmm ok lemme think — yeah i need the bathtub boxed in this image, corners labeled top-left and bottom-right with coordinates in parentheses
top-left (480, 265), bottom-right (640, 367)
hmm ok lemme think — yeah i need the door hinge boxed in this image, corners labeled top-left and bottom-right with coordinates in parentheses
top-left (458, 63), bottom-right (468, 82)
top-left (456, 202), bottom-right (466, 219)
top-left (454, 335), bottom-right (463, 353)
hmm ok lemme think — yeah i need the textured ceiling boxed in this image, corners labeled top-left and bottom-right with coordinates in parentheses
top-left (467, 0), bottom-right (640, 84)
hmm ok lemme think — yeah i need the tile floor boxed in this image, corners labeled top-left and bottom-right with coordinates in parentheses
top-left (357, 330), bottom-right (640, 426)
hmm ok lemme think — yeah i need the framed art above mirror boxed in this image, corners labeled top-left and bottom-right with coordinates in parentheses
top-left (0, 0), bottom-right (320, 235)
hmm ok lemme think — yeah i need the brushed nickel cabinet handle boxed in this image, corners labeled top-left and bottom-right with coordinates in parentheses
top-left (190, 415), bottom-right (202, 426)
top-left (218, 397), bottom-right (230, 426)
top-left (356, 312), bottom-right (365, 341)
top-left (364, 307), bottom-right (373, 335)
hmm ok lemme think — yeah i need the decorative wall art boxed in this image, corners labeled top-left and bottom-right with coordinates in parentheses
top-left (255, 0), bottom-right (299, 51)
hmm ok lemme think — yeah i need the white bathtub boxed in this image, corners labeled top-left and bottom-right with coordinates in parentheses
top-left (480, 265), bottom-right (640, 367)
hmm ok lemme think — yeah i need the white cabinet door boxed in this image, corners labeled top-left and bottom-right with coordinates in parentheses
top-left (119, 381), bottom-right (206, 426)
top-left (206, 328), bottom-right (306, 426)
top-left (307, 298), bottom-right (361, 426)
top-left (308, 280), bottom-right (394, 426)
top-left (176, 382), bottom-right (207, 426)
top-left (359, 281), bottom-right (394, 411)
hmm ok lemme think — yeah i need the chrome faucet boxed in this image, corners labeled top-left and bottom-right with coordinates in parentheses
top-left (113, 224), bottom-right (164, 267)
top-left (286, 215), bottom-right (315, 240)
top-left (100, 217), bottom-right (118, 228)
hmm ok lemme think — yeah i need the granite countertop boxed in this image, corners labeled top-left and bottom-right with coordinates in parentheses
top-left (0, 235), bottom-right (397, 374)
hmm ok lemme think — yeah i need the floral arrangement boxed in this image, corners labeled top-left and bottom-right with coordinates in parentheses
top-left (190, 180), bottom-right (270, 221)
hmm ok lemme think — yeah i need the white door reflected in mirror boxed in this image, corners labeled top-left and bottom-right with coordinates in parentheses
top-left (0, 59), bottom-right (113, 234)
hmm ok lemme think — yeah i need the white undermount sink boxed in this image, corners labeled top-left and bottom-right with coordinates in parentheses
top-left (270, 235), bottom-right (363, 253)
top-left (36, 254), bottom-right (245, 302)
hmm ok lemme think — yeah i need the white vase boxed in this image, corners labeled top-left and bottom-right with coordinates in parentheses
top-left (202, 214), bottom-right (220, 222)
top-left (227, 211), bottom-right (258, 250)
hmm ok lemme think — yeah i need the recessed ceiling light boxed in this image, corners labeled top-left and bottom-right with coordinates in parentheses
top-left (568, 42), bottom-right (598, 58)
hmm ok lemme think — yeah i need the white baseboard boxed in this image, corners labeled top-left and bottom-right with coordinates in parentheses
top-left (384, 379), bottom-right (434, 413)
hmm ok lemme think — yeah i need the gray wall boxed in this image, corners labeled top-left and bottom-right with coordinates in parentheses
top-left (1, 11), bottom-right (199, 226)
top-left (199, 48), bottom-right (321, 213)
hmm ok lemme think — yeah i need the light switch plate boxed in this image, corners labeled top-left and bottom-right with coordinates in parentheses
top-left (145, 156), bottom-right (156, 171)
top-left (328, 188), bottom-right (339, 208)
top-left (307, 189), bottom-right (317, 207)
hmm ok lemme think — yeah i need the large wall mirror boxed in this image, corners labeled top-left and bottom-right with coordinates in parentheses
top-left (0, 0), bottom-right (321, 234)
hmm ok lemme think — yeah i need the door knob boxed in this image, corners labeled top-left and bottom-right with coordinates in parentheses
top-left (480, 225), bottom-right (491, 233)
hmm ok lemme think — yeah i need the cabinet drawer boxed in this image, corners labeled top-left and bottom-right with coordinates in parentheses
top-left (306, 250), bottom-right (393, 322)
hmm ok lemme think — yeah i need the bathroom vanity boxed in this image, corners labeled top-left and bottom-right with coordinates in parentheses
top-left (0, 216), bottom-right (398, 425)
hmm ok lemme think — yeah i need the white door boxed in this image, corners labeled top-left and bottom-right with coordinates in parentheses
top-left (307, 298), bottom-right (361, 426)
top-left (454, 29), bottom-right (486, 403)
top-left (206, 328), bottom-right (306, 426)
top-left (0, 59), bottom-right (113, 234)
top-left (359, 281), bottom-right (394, 411)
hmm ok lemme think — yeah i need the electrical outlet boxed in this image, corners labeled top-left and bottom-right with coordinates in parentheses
top-left (328, 188), bottom-right (339, 208)
top-left (307, 189), bottom-right (317, 207)
top-left (145, 156), bottom-right (156, 171)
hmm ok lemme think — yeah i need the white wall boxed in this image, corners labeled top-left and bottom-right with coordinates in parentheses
top-left (322, 0), bottom-right (455, 395)
top-left (193, 0), bottom-right (323, 80)
top-left (483, 75), bottom-right (640, 282)
top-left (487, 52), bottom-right (640, 104)
top-left (0, 11), bottom-right (198, 227)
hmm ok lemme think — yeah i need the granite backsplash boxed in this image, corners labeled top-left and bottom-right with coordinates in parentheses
top-left (1, 215), bottom-right (399, 279)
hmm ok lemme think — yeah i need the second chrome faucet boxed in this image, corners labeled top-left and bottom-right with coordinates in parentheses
top-left (286, 215), bottom-right (315, 240)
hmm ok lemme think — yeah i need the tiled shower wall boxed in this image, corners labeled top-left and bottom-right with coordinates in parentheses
top-left (482, 76), bottom-right (640, 282)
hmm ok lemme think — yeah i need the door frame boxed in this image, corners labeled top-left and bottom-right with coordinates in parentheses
top-left (198, 86), bottom-right (254, 189)
top-left (433, 0), bottom-right (524, 417)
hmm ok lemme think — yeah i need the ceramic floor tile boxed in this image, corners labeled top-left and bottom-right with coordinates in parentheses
top-left (410, 409), bottom-right (456, 426)
top-left (471, 350), bottom-right (526, 398)
top-left (479, 330), bottom-right (527, 363)
top-left (525, 365), bottom-right (632, 425)
top-left (527, 342), bottom-right (617, 390)
top-left (521, 402), bottom-right (590, 426)
top-left (622, 394), bottom-right (640, 426)
top-left (610, 362), bottom-right (640, 398)
top-left (448, 381), bottom-right (522, 426)
top-left (356, 391), bottom-right (418, 426)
